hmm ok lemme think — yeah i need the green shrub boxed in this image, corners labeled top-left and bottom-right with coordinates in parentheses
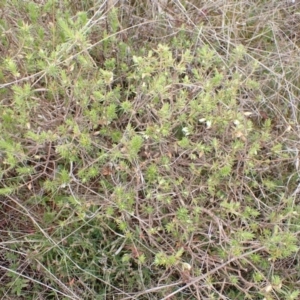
top-left (1, 1), bottom-right (300, 299)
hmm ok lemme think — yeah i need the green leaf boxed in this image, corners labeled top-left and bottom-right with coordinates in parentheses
top-left (128, 135), bottom-right (143, 158)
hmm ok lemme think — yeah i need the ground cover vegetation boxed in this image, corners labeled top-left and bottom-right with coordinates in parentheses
top-left (1, 0), bottom-right (300, 299)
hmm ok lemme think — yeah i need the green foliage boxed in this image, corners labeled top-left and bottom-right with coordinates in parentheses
top-left (154, 248), bottom-right (184, 268)
top-left (263, 229), bottom-right (298, 260)
top-left (128, 134), bottom-right (143, 159)
top-left (1, 1), bottom-right (300, 299)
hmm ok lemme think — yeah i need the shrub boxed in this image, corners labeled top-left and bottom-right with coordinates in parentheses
top-left (1, 1), bottom-right (300, 299)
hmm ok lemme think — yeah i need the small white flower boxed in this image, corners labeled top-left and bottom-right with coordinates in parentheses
top-left (182, 127), bottom-right (190, 136)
